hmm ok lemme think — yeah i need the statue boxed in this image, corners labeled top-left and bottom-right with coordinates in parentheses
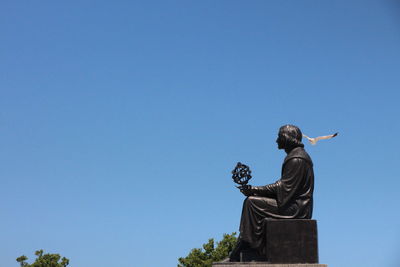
top-left (229, 125), bottom-right (315, 262)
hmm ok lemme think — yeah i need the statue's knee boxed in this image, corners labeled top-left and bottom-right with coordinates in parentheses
top-left (244, 196), bottom-right (256, 206)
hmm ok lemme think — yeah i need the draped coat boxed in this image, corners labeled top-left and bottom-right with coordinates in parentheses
top-left (239, 147), bottom-right (314, 250)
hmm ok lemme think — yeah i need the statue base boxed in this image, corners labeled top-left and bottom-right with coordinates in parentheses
top-left (213, 263), bottom-right (327, 267)
top-left (215, 219), bottom-right (320, 265)
top-left (265, 219), bottom-right (319, 264)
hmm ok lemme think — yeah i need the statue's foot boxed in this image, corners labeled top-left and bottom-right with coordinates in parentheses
top-left (240, 249), bottom-right (267, 262)
top-left (228, 239), bottom-right (249, 262)
top-left (229, 256), bottom-right (240, 262)
top-left (228, 252), bottom-right (240, 262)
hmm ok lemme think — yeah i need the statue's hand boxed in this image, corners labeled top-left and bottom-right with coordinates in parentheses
top-left (239, 184), bottom-right (253, 196)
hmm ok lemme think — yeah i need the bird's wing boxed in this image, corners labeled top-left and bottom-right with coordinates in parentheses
top-left (314, 132), bottom-right (339, 141)
top-left (303, 134), bottom-right (317, 145)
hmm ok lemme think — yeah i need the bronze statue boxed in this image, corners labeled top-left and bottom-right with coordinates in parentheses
top-left (229, 125), bottom-right (314, 262)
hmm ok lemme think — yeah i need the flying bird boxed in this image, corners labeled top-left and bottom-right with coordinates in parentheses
top-left (302, 132), bottom-right (338, 145)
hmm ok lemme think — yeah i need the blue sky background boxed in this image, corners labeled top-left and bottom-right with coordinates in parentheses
top-left (1, 1), bottom-right (400, 266)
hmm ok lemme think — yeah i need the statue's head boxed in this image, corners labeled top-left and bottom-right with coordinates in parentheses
top-left (276, 124), bottom-right (304, 150)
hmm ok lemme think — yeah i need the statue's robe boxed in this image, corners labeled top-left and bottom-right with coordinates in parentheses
top-left (239, 147), bottom-right (314, 251)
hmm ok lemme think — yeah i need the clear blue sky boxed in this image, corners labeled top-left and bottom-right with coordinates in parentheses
top-left (1, 1), bottom-right (400, 266)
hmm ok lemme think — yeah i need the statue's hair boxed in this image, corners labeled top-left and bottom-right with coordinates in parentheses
top-left (279, 124), bottom-right (304, 149)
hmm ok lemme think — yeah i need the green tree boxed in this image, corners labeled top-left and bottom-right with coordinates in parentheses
top-left (178, 232), bottom-right (237, 267)
top-left (16, 250), bottom-right (69, 267)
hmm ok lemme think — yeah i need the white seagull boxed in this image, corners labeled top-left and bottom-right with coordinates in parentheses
top-left (303, 132), bottom-right (338, 145)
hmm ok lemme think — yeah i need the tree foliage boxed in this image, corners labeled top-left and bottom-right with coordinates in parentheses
top-left (178, 232), bottom-right (237, 267)
top-left (16, 250), bottom-right (69, 267)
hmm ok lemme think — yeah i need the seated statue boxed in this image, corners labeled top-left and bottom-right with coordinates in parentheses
top-left (229, 124), bottom-right (314, 262)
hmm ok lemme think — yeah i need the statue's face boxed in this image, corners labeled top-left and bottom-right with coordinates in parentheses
top-left (276, 133), bottom-right (285, 149)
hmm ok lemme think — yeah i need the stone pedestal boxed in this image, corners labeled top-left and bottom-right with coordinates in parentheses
top-left (213, 219), bottom-right (322, 266)
top-left (265, 219), bottom-right (319, 264)
top-left (213, 263), bottom-right (327, 267)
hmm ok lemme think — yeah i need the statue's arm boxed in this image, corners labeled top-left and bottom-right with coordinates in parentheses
top-left (250, 182), bottom-right (280, 197)
top-left (239, 182), bottom-right (280, 197)
top-left (245, 158), bottom-right (306, 200)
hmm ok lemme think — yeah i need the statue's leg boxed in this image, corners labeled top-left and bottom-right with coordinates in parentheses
top-left (239, 196), bottom-right (279, 258)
